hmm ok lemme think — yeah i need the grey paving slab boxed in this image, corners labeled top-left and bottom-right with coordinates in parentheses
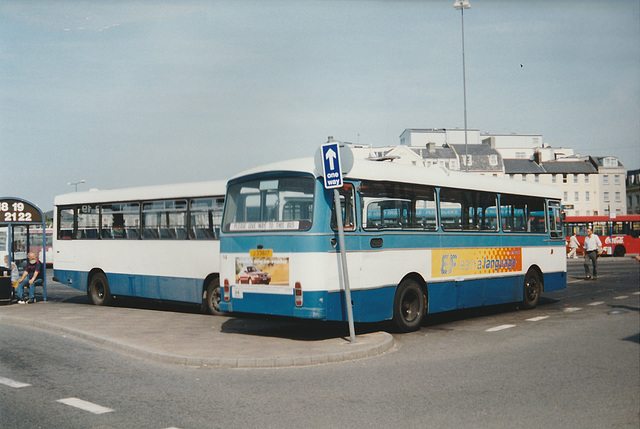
top-left (0, 301), bottom-right (394, 368)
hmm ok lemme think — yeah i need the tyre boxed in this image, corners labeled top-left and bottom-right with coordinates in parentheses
top-left (88, 272), bottom-right (113, 306)
top-left (522, 269), bottom-right (541, 309)
top-left (392, 279), bottom-right (426, 332)
top-left (202, 277), bottom-right (221, 315)
top-left (613, 245), bottom-right (626, 257)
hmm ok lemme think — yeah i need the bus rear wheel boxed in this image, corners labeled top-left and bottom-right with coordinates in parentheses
top-left (522, 269), bottom-right (541, 309)
top-left (393, 279), bottom-right (426, 332)
top-left (202, 278), bottom-right (221, 315)
top-left (88, 272), bottom-right (113, 306)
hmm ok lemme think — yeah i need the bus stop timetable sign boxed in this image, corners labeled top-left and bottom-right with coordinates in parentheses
top-left (320, 142), bottom-right (343, 189)
top-left (0, 198), bottom-right (43, 224)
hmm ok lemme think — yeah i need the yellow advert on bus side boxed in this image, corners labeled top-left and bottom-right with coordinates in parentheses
top-left (432, 247), bottom-right (522, 278)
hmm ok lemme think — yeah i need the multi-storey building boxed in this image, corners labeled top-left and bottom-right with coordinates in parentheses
top-left (625, 169), bottom-right (640, 214)
top-left (394, 128), bottom-right (628, 216)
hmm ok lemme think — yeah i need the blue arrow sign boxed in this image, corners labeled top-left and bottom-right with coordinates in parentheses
top-left (321, 142), bottom-right (343, 189)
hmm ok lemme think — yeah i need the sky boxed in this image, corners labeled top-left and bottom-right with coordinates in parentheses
top-left (1, 0), bottom-right (639, 212)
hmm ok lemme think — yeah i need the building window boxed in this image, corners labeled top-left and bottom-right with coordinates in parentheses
top-left (586, 210), bottom-right (591, 216)
top-left (489, 155), bottom-right (498, 166)
top-left (460, 155), bottom-right (472, 167)
top-left (603, 175), bottom-right (609, 185)
top-left (515, 152), bottom-right (526, 159)
top-left (535, 174), bottom-right (539, 183)
top-left (614, 175), bottom-right (620, 184)
top-left (603, 157), bottom-right (617, 167)
top-left (585, 191), bottom-right (590, 202)
top-left (449, 159), bottom-right (457, 169)
top-left (575, 210), bottom-right (580, 216)
top-left (573, 174), bottom-right (578, 184)
top-left (562, 174), bottom-right (568, 184)
top-left (615, 192), bottom-right (621, 201)
top-left (552, 174), bottom-right (557, 184)
top-left (521, 174), bottom-right (527, 181)
top-left (584, 174), bottom-right (589, 184)
top-left (574, 192), bottom-right (579, 202)
top-left (563, 192), bottom-right (568, 201)
top-left (509, 174), bottom-right (515, 180)
top-left (604, 192), bottom-right (610, 202)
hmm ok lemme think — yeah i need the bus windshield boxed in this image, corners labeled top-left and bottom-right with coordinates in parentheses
top-left (222, 176), bottom-right (315, 232)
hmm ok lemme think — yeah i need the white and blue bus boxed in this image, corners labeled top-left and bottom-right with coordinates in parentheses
top-left (219, 153), bottom-right (566, 331)
top-left (53, 181), bottom-right (226, 313)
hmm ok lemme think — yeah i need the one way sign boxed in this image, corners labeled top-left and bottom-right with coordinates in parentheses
top-left (320, 142), bottom-right (343, 189)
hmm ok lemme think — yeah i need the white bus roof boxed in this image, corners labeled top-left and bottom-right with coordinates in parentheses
top-left (230, 157), bottom-right (562, 200)
top-left (54, 180), bottom-right (227, 206)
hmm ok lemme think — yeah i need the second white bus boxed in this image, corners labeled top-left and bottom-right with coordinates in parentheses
top-left (53, 180), bottom-right (226, 313)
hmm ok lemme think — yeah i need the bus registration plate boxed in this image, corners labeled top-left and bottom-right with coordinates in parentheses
top-left (250, 249), bottom-right (273, 258)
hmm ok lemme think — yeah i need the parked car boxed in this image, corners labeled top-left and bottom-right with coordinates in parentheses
top-left (237, 265), bottom-right (271, 284)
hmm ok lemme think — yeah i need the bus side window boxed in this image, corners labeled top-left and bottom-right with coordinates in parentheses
top-left (501, 195), bottom-right (546, 233)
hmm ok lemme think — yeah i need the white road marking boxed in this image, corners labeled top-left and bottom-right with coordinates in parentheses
top-left (614, 296), bottom-right (629, 300)
top-left (56, 397), bottom-right (114, 414)
top-left (486, 324), bottom-right (516, 332)
top-left (563, 307), bottom-right (582, 312)
top-left (526, 316), bottom-right (549, 322)
top-left (633, 292), bottom-right (640, 296)
top-left (588, 301), bottom-right (605, 306)
top-left (0, 376), bottom-right (31, 388)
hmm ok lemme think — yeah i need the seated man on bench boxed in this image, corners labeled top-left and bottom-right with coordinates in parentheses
top-left (15, 252), bottom-right (43, 304)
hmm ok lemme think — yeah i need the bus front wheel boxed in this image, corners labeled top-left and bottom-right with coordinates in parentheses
top-left (88, 272), bottom-right (113, 306)
top-left (202, 278), bottom-right (221, 315)
top-left (522, 269), bottom-right (541, 309)
top-left (393, 279), bottom-right (426, 332)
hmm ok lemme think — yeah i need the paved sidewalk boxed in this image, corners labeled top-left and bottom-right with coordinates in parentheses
top-left (0, 300), bottom-right (394, 368)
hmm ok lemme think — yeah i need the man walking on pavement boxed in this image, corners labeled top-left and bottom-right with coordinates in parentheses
top-left (583, 227), bottom-right (602, 280)
top-left (568, 232), bottom-right (580, 259)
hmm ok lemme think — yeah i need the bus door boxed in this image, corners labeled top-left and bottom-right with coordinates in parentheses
top-left (547, 201), bottom-right (563, 239)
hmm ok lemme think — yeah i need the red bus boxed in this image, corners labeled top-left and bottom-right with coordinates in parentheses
top-left (563, 215), bottom-right (640, 257)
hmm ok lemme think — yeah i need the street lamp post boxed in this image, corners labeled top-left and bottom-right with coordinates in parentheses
top-left (454, 0), bottom-right (470, 171)
top-left (67, 179), bottom-right (86, 192)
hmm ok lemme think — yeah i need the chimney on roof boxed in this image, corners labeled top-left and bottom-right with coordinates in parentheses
top-left (534, 150), bottom-right (542, 164)
top-left (482, 136), bottom-right (496, 148)
top-left (427, 142), bottom-right (436, 153)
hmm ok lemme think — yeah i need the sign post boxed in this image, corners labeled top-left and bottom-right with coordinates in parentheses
top-left (320, 141), bottom-right (356, 343)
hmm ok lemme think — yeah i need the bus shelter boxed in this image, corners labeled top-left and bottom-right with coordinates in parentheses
top-left (0, 197), bottom-right (47, 301)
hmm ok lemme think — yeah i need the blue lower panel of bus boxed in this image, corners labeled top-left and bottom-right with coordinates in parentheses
top-left (220, 270), bottom-right (566, 323)
top-left (221, 286), bottom-right (397, 323)
top-left (53, 269), bottom-right (203, 304)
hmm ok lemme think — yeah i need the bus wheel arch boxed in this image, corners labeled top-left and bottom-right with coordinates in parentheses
top-left (613, 245), bottom-right (626, 257)
top-left (87, 269), bottom-right (113, 306)
top-left (202, 274), bottom-right (221, 315)
top-left (392, 274), bottom-right (427, 333)
top-left (522, 266), bottom-right (543, 309)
